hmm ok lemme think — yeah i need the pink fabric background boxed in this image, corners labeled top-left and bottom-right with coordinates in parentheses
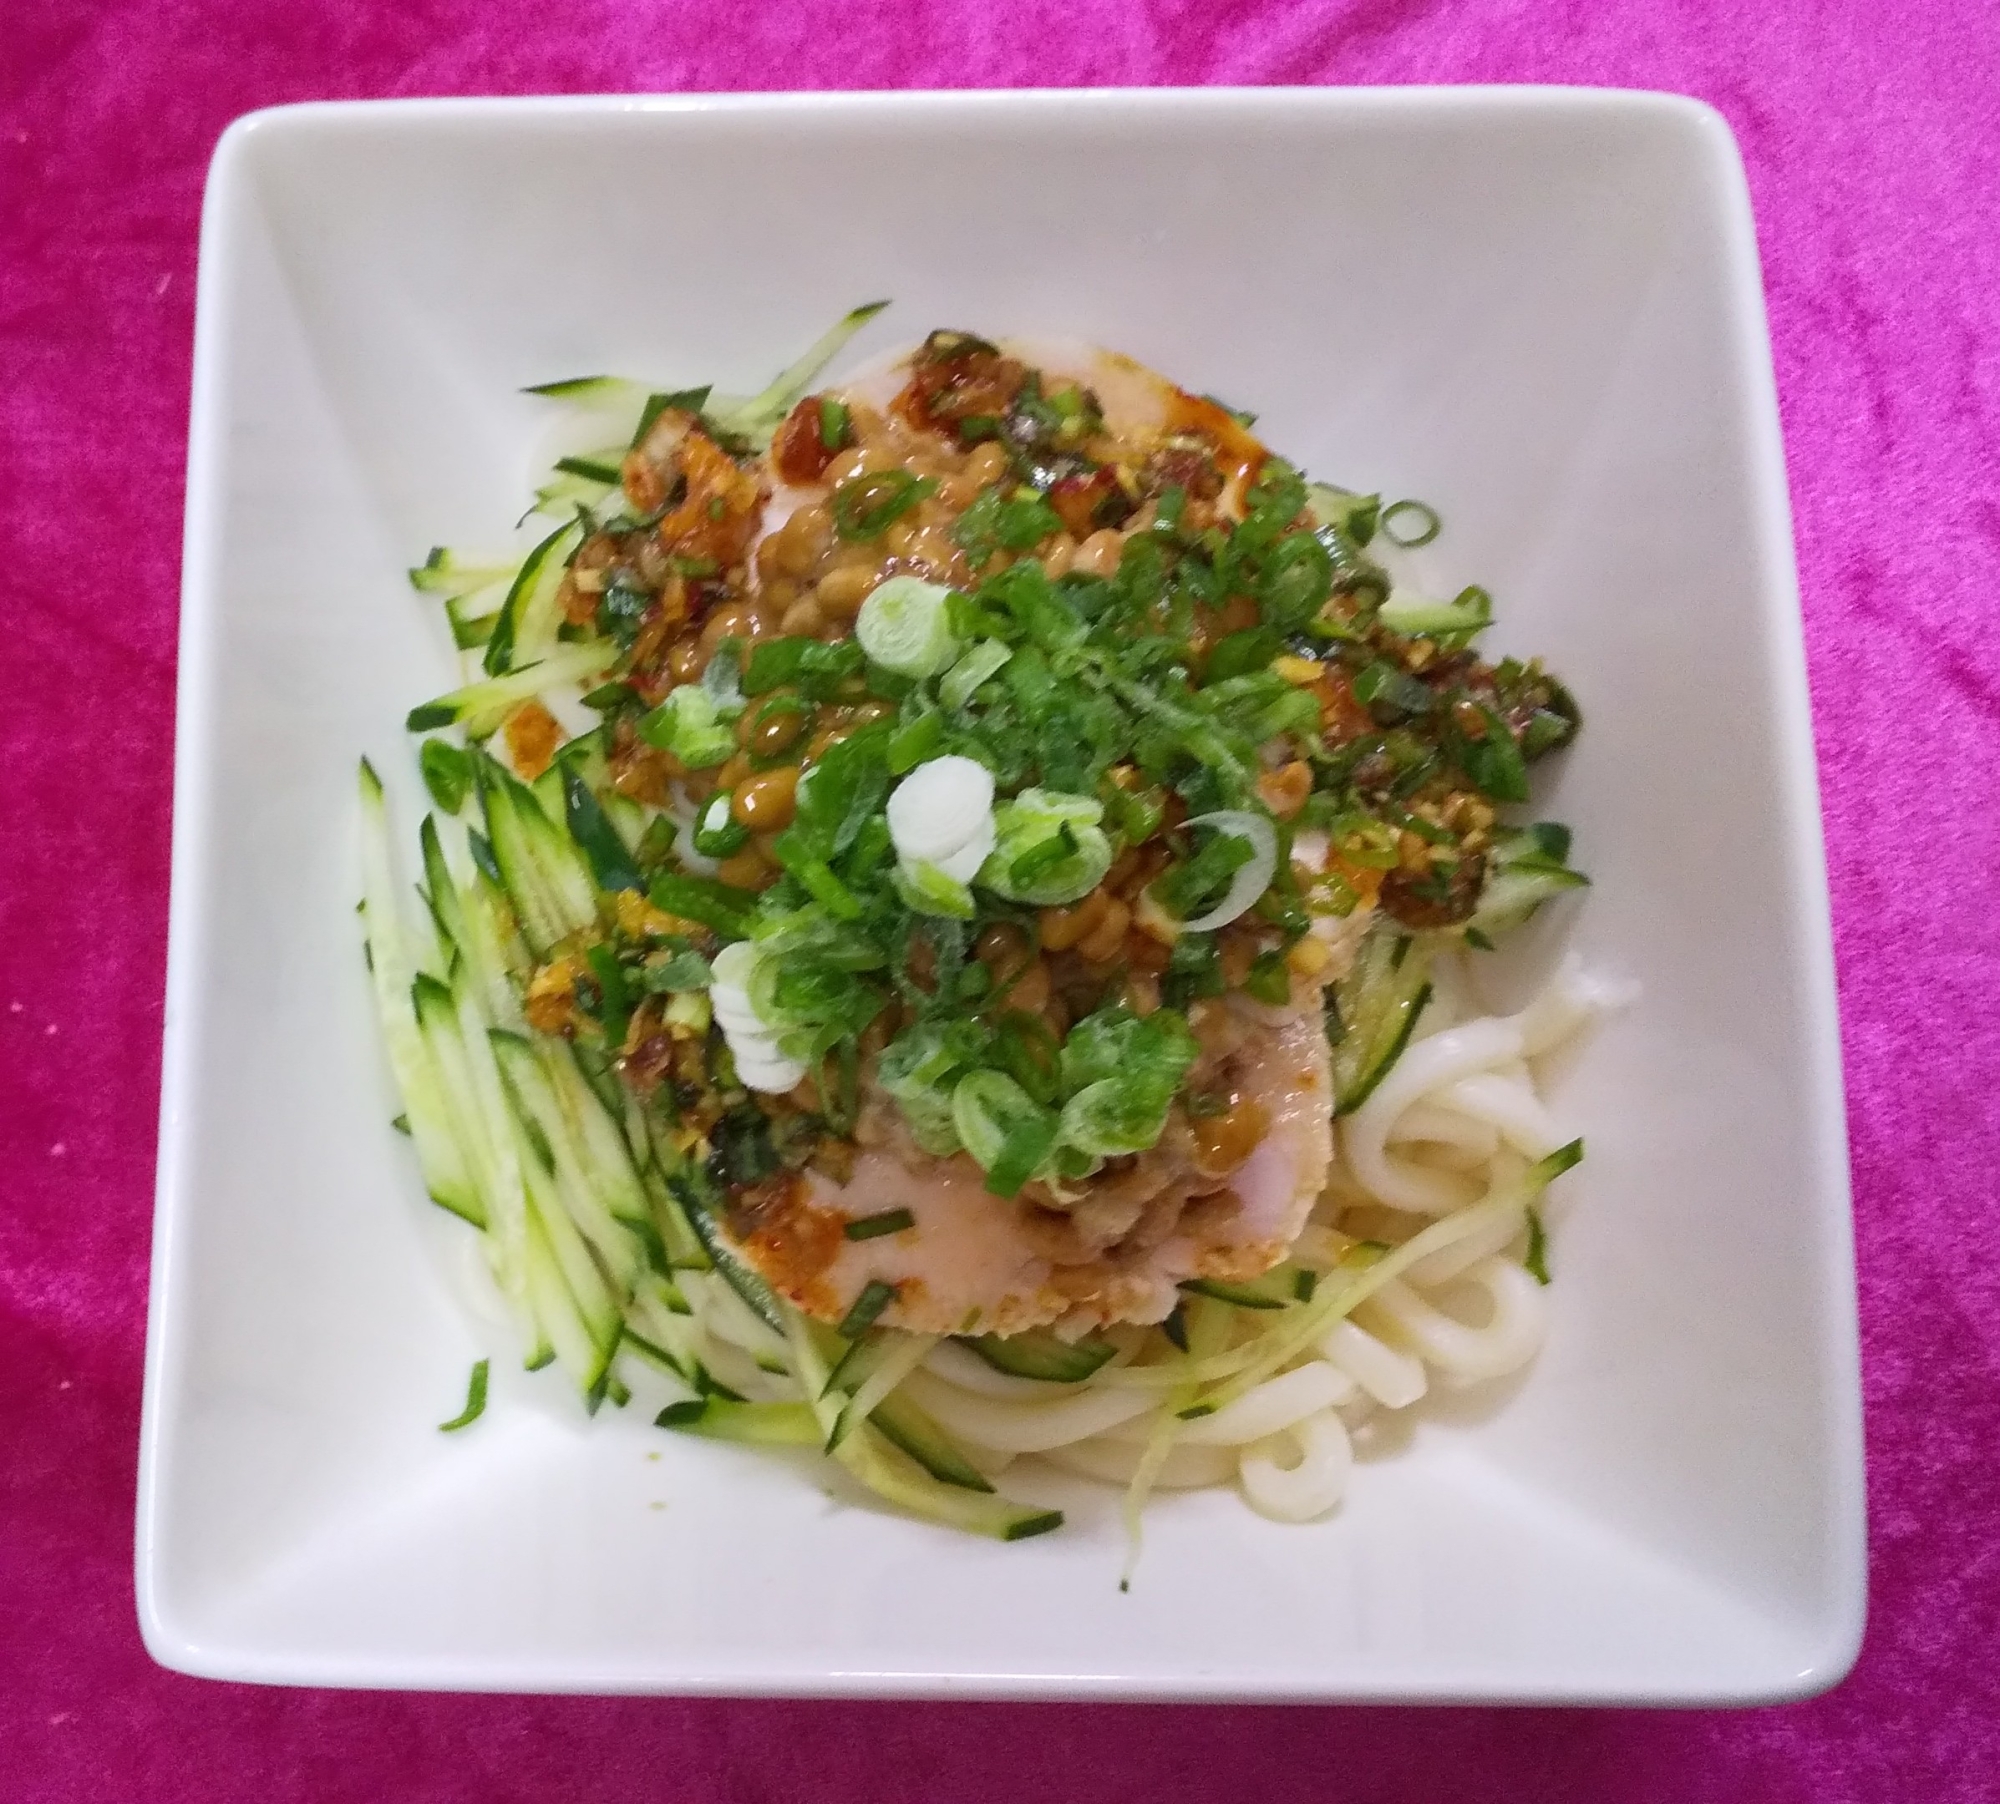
top-left (5, 0), bottom-right (1997, 1796)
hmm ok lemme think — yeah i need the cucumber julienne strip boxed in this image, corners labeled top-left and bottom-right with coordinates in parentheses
top-left (666, 1167), bottom-right (787, 1332)
top-left (658, 1398), bottom-right (822, 1445)
top-left (706, 301), bottom-right (889, 448)
top-left (778, 1311), bottom-right (1061, 1541)
top-left (1118, 1295), bottom-right (1233, 1584)
top-left (483, 518), bottom-right (581, 676)
top-left (474, 752), bottom-right (600, 954)
top-left (506, 1096), bottom-right (623, 1408)
top-left (446, 596), bottom-right (499, 651)
top-left (391, 778), bottom-right (619, 1411)
top-left (489, 1032), bottom-right (646, 1311)
top-left (1186, 1143), bottom-right (1585, 1417)
top-left (842, 1334), bottom-right (940, 1431)
top-left (409, 547), bottom-right (519, 598)
top-left (358, 762), bottom-right (483, 1227)
top-left (959, 1328), bottom-right (1117, 1383)
top-left (407, 641), bottom-right (616, 740)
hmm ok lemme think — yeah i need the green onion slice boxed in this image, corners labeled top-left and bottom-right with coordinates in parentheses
top-left (857, 575), bottom-right (959, 678)
top-left (1379, 499), bottom-right (1442, 548)
top-left (1172, 811), bottom-right (1279, 932)
top-left (837, 1279), bottom-right (899, 1339)
top-left (952, 1069), bottom-right (1060, 1197)
top-left (844, 1208), bottom-right (916, 1242)
top-left (939, 639), bottom-right (1013, 711)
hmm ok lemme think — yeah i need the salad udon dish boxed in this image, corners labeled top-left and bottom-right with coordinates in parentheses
top-left (360, 307), bottom-right (1627, 1549)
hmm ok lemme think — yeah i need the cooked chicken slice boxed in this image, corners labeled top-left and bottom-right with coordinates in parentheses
top-left (720, 1004), bottom-right (1332, 1337)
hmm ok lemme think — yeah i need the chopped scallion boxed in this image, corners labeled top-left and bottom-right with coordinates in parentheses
top-left (837, 1279), bottom-right (899, 1338)
top-left (437, 1359), bottom-right (490, 1432)
top-left (833, 470), bottom-right (935, 541)
top-left (1524, 1205), bottom-right (1551, 1284)
top-left (844, 1208), bottom-right (915, 1242)
top-left (1380, 498), bottom-right (1442, 548)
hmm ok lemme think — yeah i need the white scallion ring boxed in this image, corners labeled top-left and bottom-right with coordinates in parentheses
top-left (1174, 809), bottom-right (1280, 931)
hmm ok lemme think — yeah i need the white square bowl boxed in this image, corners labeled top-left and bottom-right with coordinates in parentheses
top-left (140, 87), bottom-right (1864, 1701)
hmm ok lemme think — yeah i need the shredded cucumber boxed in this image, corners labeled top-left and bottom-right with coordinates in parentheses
top-left (406, 642), bottom-right (616, 741)
top-left (358, 765), bottom-right (481, 1220)
top-left (1329, 927), bottom-right (1434, 1115)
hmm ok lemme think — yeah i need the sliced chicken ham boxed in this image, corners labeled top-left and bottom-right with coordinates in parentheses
top-left (720, 1003), bottom-right (1333, 1337)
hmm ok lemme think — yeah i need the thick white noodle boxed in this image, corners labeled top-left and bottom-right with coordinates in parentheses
top-left (1509, 957), bottom-right (1638, 1057)
top-left (1341, 1017), bottom-right (1524, 1213)
top-left (1101, 1360), bottom-right (1353, 1448)
top-left (1319, 1319), bottom-right (1429, 1408)
top-left (1238, 1410), bottom-right (1354, 1522)
top-left (1403, 1154), bottom-right (1530, 1285)
top-left (1421, 948), bottom-right (1477, 1034)
top-left (1388, 1101), bottom-right (1502, 1164)
top-left (1362, 1261), bottom-right (1548, 1384)
top-left (898, 1366), bottom-right (1157, 1452)
top-left (1041, 1438), bottom-right (1239, 1490)
top-left (1431, 1072), bottom-right (1560, 1159)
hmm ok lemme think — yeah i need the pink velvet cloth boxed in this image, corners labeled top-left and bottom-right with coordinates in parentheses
top-left (5, 0), bottom-right (1998, 1796)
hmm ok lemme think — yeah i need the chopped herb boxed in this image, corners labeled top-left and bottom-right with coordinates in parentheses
top-left (1203, 627), bottom-right (1283, 686)
top-left (844, 1208), bottom-right (915, 1241)
top-left (1529, 1138), bottom-right (1585, 1187)
top-left (437, 1359), bottom-right (490, 1432)
top-left (833, 470), bottom-right (935, 540)
top-left (1243, 949), bottom-right (1292, 1005)
top-left (419, 738), bottom-right (473, 814)
top-left (1380, 498), bottom-right (1442, 548)
top-left (564, 770), bottom-right (642, 892)
top-left (836, 1279), bottom-right (898, 1338)
top-left (1455, 701), bottom-right (1530, 802)
top-left (648, 872), bottom-right (754, 938)
top-left (639, 944), bottom-right (712, 990)
top-left (708, 1107), bottom-right (780, 1187)
top-left (744, 635), bottom-right (865, 699)
top-left (1524, 1206), bottom-right (1551, 1284)
top-left (1353, 661), bottom-right (1436, 719)
top-left (585, 944), bottom-right (632, 1048)
top-left (466, 828), bottom-right (502, 886)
